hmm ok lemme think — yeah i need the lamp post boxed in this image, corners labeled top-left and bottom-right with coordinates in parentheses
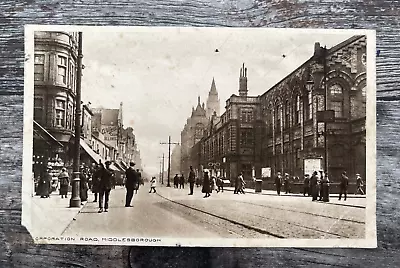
top-left (70, 32), bottom-right (83, 208)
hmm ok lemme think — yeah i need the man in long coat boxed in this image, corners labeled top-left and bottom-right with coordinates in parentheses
top-left (58, 167), bottom-right (69, 199)
top-left (188, 166), bottom-right (196, 195)
top-left (98, 161), bottom-right (114, 213)
top-left (310, 171), bottom-right (319, 201)
top-left (202, 169), bottom-right (211, 198)
top-left (39, 166), bottom-right (52, 198)
top-left (339, 171), bottom-right (349, 201)
top-left (125, 162), bottom-right (138, 207)
top-left (274, 172), bottom-right (282, 195)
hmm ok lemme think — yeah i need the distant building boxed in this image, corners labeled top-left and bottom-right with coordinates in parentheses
top-left (180, 78), bottom-right (221, 176)
top-left (170, 144), bottom-right (181, 175)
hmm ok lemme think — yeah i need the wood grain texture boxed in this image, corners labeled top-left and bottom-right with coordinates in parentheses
top-left (1, 1), bottom-right (399, 267)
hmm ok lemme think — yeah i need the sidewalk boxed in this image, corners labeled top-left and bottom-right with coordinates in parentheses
top-left (29, 192), bottom-right (87, 238)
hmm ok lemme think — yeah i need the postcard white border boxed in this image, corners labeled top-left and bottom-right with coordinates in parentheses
top-left (22, 25), bottom-right (377, 248)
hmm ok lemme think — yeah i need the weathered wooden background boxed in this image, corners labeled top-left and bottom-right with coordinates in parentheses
top-left (1, 1), bottom-right (399, 267)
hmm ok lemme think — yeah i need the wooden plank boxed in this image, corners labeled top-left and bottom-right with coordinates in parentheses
top-left (0, 1), bottom-right (399, 267)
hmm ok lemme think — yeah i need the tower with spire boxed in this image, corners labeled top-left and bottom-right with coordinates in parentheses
top-left (206, 77), bottom-right (220, 119)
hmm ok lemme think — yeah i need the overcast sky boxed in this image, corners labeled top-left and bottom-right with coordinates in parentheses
top-left (80, 27), bottom-right (355, 176)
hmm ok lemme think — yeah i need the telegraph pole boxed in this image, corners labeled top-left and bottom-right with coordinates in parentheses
top-left (70, 32), bottom-right (83, 208)
top-left (160, 136), bottom-right (179, 187)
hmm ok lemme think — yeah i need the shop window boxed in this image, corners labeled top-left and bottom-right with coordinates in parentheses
top-left (57, 55), bottom-right (67, 84)
top-left (34, 54), bottom-right (45, 81)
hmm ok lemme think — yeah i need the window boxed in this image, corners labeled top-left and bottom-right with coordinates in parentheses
top-left (34, 54), bottom-right (45, 81)
top-left (34, 97), bottom-right (44, 122)
top-left (305, 91), bottom-right (313, 120)
top-left (330, 84), bottom-right (343, 95)
top-left (331, 101), bottom-right (343, 118)
top-left (55, 99), bottom-right (66, 127)
top-left (69, 60), bottom-right (75, 92)
top-left (284, 101), bottom-right (290, 129)
top-left (361, 86), bottom-right (366, 97)
top-left (295, 148), bottom-right (301, 168)
top-left (241, 109), bottom-right (253, 122)
top-left (275, 105), bottom-right (282, 133)
top-left (240, 129), bottom-right (254, 147)
top-left (57, 55), bottom-right (67, 84)
top-left (294, 95), bottom-right (301, 124)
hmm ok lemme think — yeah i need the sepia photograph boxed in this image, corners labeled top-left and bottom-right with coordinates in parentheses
top-left (22, 25), bottom-right (376, 247)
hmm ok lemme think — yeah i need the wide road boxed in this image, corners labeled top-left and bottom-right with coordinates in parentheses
top-left (62, 183), bottom-right (366, 240)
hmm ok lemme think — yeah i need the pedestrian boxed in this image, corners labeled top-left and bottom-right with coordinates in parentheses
top-left (179, 174), bottom-right (185, 189)
top-left (188, 166), bottom-right (195, 195)
top-left (149, 176), bottom-right (157, 193)
top-left (238, 173), bottom-right (246, 194)
top-left (135, 169), bottom-right (142, 194)
top-left (98, 161), bottom-right (114, 213)
top-left (339, 171), bottom-right (349, 201)
top-left (303, 174), bottom-right (310, 196)
top-left (321, 171), bottom-right (330, 202)
top-left (318, 170), bottom-right (324, 201)
top-left (92, 164), bottom-right (101, 202)
top-left (217, 177), bottom-right (224, 193)
top-left (173, 174), bottom-right (179, 188)
top-left (58, 167), bottom-right (69, 199)
top-left (356, 174), bottom-right (365, 195)
top-left (202, 169), bottom-right (211, 198)
top-left (274, 172), bottom-right (282, 195)
top-left (39, 166), bottom-right (52, 198)
top-left (125, 162), bottom-right (137, 207)
top-left (310, 171), bottom-right (319, 201)
top-left (211, 176), bottom-right (217, 193)
top-left (284, 173), bottom-right (290, 194)
top-left (79, 166), bottom-right (89, 203)
top-left (234, 172), bottom-right (240, 194)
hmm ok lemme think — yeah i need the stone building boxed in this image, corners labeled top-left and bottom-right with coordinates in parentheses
top-left (196, 64), bottom-right (263, 181)
top-left (33, 31), bottom-right (79, 170)
top-left (180, 79), bottom-right (221, 176)
top-left (189, 35), bottom-right (366, 183)
top-left (260, 35), bottom-right (366, 181)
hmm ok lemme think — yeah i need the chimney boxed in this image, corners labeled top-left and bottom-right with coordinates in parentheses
top-left (239, 63), bottom-right (248, 97)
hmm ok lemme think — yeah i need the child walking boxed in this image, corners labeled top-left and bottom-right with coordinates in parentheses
top-left (149, 177), bottom-right (157, 193)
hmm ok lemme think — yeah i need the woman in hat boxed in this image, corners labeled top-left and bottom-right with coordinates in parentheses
top-left (202, 169), bottom-right (211, 198)
top-left (58, 167), bottom-right (70, 199)
top-left (39, 166), bottom-right (52, 198)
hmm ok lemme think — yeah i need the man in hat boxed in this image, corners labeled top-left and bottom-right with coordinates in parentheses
top-left (284, 173), bottom-right (290, 194)
top-left (98, 161), bottom-right (114, 213)
top-left (39, 166), bottom-right (52, 198)
top-left (274, 172), bottom-right (282, 195)
top-left (339, 170), bottom-right (349, 201)
top-left (58, 167), bottom-right (69, 199)
top-left (125, 162), bottom-right (138, 207)
top-left (188, 166), bottom-right (196, 195)
top-left (356, 174), bottom-right (365, 195)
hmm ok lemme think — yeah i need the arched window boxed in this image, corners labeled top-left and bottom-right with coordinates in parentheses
top-left (329, 84), bottom-right (344, 118)
top-left (275, 104), bottom-right (282, 133)
top-left (305, 90), bottom-right (313, 120)
top-left (285, 100), bottom-right (290, 129)
top-left (294, 95), bottom-right (301, 124)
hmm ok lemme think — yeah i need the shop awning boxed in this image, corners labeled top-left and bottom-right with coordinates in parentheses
top-left (80, 138), bottom-right (104, 164)
top-left (120, 161), bottom-right (128, 170)
top-left (33, 120), bottom-right (63, 147)
top-left (109, 163), bottom-right (122, 172)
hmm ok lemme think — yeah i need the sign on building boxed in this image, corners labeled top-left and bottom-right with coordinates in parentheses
top-left (304, 158), bottom-right (322, 176)
top-left (261, 167), bottom-right (271, 178)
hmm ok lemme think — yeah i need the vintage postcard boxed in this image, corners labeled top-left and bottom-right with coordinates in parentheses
top-left (22, 25), bottom-right (376, 247)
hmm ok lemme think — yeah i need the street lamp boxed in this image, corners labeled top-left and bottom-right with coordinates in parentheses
top-left (70, 32), bottom-right (83, 208)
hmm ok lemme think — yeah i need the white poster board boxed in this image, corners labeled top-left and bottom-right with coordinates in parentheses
top-left (304, 158), bottom-right (322, 176)
top-left (261, 167), bottom-right (271, 178)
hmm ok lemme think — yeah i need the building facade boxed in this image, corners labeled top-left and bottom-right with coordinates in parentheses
top-left (33, 31), bottom-right (79, 170)
top-left (260, 35), bottom-right (366, 181)
top-left (180, 79), bottom-right (221, 176)
top-left (188, 36), bottom-right (366, 183)
top-left (195, 64), bottom-right (263, 181)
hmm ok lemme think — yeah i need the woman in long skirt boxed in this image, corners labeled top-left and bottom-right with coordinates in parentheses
top-left (58, 168), bottom-right (70, 199)
top-left (202, 170), bottom-right (211, 198)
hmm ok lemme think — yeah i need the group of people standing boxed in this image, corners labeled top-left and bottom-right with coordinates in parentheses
top-left (173, 174), bottom-right (186, 189)
top-left (201, 168), bottom-right (225, 198)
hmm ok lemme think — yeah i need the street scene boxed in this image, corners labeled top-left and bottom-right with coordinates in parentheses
top-left (24, 27), bottom-right (372, 245)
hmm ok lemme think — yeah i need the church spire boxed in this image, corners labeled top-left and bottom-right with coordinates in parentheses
top-left (209, 77), bottom-right (217, 95)
top-left (206, 77), bottom-right (220, 119)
